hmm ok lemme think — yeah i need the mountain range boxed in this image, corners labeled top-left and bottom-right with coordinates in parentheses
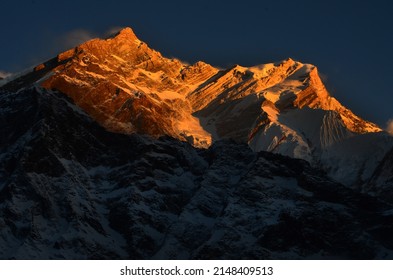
top-left (1, 27), bottom-right (393, 259)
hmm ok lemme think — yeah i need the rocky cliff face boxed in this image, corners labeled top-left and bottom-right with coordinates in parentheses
top-left (39, 28), bottom-right (216, 147)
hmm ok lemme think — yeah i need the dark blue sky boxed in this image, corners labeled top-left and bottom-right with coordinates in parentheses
top-left (1, 0), bottom-right (392, 127)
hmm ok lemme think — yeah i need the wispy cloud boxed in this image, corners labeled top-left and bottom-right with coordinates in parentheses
top-left (13, 27), bottom-right (129, 72)
top-left (0, 70), bottom-right (12, 78)
top-left (54, 26), bottom-right (129, 51)
top-left (386, 119), bottom-right (393, 135)
top-left (318, 71), bottom-right (328, 83)
top-left (104, 26), bottom-right (126, 37)
top-left (57, 29), bottom-right (97, 50)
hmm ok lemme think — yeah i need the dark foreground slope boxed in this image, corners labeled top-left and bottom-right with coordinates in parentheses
top-left (1, 87), bottom-right (393, 259)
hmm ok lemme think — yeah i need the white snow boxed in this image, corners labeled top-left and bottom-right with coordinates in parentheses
top-left (158, 90), bottom-right (185, 100)
top-left (110, 54), bottom-right (127, 63)
top-left (321, 132), bottom-right (393, 186)
top-left (249, 63), bottom-right (276, 79)
top-left (62, 75), bottom-right (91, 87)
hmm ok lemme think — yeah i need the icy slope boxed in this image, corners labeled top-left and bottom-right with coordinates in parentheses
top-left (320, 132), bottom-right (393, 186)
top-left (366, 146), bottom-right (393, 201)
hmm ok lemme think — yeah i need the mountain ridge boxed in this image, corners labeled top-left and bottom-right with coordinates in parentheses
top-left (1, 27), bottom-right (393, 259)
top-left (1, 27), bottom-right (390, 186)
top-left (2, 27), bottom-right (381, 134)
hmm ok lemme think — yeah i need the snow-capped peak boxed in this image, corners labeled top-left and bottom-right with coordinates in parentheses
top-left (0, 27), bottom-right (386, 183)
top-left (110, 27), bottom-right (138, 39)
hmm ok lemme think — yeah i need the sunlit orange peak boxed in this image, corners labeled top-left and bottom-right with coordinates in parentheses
top-left (111, 27), bottom-right (138, 40)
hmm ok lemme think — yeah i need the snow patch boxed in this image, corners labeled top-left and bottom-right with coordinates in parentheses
top-left (159, 90), bottom-right (185, 100)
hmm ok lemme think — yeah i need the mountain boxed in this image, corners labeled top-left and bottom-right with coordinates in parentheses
top-left (1, 27), bottom-right (390, 186)
top-left (0, 87), bottom-right (393, 259)
top-left (1, 27), bottom-right (393, 259)
top-left (1, 28), bottom-right (214, 148)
